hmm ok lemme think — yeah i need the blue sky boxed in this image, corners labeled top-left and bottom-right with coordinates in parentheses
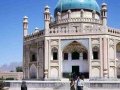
top-left (0, 0), bottom-right (120, 65)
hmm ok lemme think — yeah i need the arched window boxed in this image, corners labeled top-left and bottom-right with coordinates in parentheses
top-left (64, 53), bottom-right (68, 60)
top-left (116, 43), bottom-right (120, 60)
top-left (30, 53), bottom-right (37, 62)
top-left (72, 51), bottom-right (79, 60)
top-left (92, 46), bottom-right (99, 60)
top-left (83, 52), bottom-right (88, 60)
top-left (52, 47), bottom-right (58, 60)
top-left (116, 42), bottom-right (120, 78)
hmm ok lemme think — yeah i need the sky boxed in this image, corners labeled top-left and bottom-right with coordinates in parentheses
top-left (0, 0), bottom-right (120, 65)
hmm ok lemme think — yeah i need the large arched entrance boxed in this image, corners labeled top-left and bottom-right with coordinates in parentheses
top-left (62, 41), bottom-right (89, 78)
top-left (116, 42), bottom-right (120, 78)
top-left (29, 64), bottom-right (37, 79)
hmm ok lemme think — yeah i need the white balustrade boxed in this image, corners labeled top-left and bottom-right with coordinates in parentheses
top-left (5, 80), bottom-right (70, 90)
top-left (50, 18), bottom-right (101, 25)
top-left (108, 27), bottom-right (120, 35)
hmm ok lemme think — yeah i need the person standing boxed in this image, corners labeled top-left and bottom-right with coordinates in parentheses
top-left (76, 76), bottom-right (80, 90)
top-left (80, 76), bottom-right (84, 90)
top-left (76, 76), bottom-right (84, 90)
top-left (21, 81), bottom-right (27, 90)
top-left (70, 79), bottom-right (75, 90)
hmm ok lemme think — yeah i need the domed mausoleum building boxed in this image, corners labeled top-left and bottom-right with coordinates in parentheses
top-left (23, 0), bottom-right (120, 80)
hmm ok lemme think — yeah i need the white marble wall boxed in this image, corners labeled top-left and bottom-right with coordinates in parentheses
top-left (63, 53), bottom-right (89, 73)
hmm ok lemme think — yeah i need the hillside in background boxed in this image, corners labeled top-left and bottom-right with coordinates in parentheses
top-left (0, 62), bottom-right (22, 72)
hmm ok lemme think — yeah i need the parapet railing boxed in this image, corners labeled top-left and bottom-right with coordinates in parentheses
top-left (50, 18), bottom-right (102, 26)
top-left (24, 30), bottom-right (44, 41)
top-left (5, 80), bottom-right (120, 89)
top-left (48, 26), bottom-right (120, 36)
top-left (89, 77), bottom-right (119, 81)
top-left (49, 26), bottom-right (102, 35)
top-left (108, 27), bottom-right (120, 35)
top-left (84, 80), bottom-right (120, 89)
top-left (5, 81), bottom-right (70, 90)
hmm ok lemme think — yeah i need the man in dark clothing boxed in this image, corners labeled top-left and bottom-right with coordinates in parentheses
top-left (21, 81), bottom-right (27, 90)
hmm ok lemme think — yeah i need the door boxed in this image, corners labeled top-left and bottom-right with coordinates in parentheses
top-left (72, 66), bottom-right (79, 76)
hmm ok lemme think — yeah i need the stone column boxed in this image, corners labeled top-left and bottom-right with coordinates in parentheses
top-left (23, 67), bottom-right (25, 79)
top-left (89, 38), bottom-right (92, 78)
top-left (23, 68), bottom-right (26, 79)
top-left (114, 40), bottom-right (117, 78)
top-left (48, 40), bottom-right (51, 79)
top-left (23, 45), bottom-right (26, 79)
top-left (44, 39), bottom-right (49, 79)
top-left (37, 66), bottom-right (39, 79)
top-left (38, 47), bottom-right (41, 79)
top-left (80, 53), bottom-right (83, 60)
top-left (68, 53), bottom-right (71, 61)
top-left (59, 39), bottom-right (62, 79)
top-left (103, 37), bottom-right (108, 78)
top-left (38, 46), bottom-right (44, 79)
top-left (100, 38), bottom-right (103, 78)
top-left (27, 67), bottom-right (29, 79)
top-left (37, 46), bottom-right (39, 79)
top-left (26, 47), bottom-right (30, 79)
top-left (36, 42), bottom-right (39, 79)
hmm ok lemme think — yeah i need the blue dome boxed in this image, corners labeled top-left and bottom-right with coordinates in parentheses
top-left (55, 0), bottom-right (100, 15)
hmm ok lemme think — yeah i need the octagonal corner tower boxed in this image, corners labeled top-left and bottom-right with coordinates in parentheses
top-left (54, 0), bottom-right (100, 20)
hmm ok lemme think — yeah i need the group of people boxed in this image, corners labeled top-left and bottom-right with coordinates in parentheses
top-left (70, 76), bottom-right (84, 90)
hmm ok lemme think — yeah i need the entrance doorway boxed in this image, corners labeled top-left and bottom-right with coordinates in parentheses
top-left (72, 66), bottom-right (79, 76)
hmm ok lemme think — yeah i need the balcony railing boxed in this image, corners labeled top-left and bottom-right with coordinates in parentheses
top-left (50, 18), bottom-right (102, 26)
top-left (108, 27), bottom-right (120, 35)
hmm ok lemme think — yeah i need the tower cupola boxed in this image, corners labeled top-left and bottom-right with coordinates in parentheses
top-left (101, 3), bottom-right (107, 26)
top-left (23, 16), bottom-right (28, 37)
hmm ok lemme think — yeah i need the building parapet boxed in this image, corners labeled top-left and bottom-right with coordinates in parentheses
top-left (24, 27), bottom-right (120, 40)
top-left (24, 30), bottom-right (44, 41)
top-left (89, 77), bottom-right (119, 81)
top-left (49, 25), bottom-right (102, 35)
top-left (5, 81), bottom-right (70, 90)
top-left (5, 80), bottom-right (120, 90)
top-left (85, 80), bottom-right (120, 89)
top-left (48, 26), bottom-right (120, 36)
top-left (108, 27), bottom-right (120, 35)
top-left (50, 18), bottom-right (102, 26)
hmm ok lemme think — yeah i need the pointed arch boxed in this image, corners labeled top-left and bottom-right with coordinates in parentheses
top-left (29, 64), bottom-right (37, 79)
top-left (116, 42), bottom-right (120, 60)
top-left (116, 42), bottom-right (120, 78)
top-left (62, 41), bottom-right (89, 78)
top-left (51, 47), bottom-right (58, 60)
top-left (92, 46), bottom-right (99, 60)
top-left (63, 41), bottom-right (87, 53)
top-left (61, 40), bottom-right (89, 51)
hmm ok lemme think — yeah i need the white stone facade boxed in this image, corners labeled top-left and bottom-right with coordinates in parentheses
top-left (23, 1), bottom-right (120, 80)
